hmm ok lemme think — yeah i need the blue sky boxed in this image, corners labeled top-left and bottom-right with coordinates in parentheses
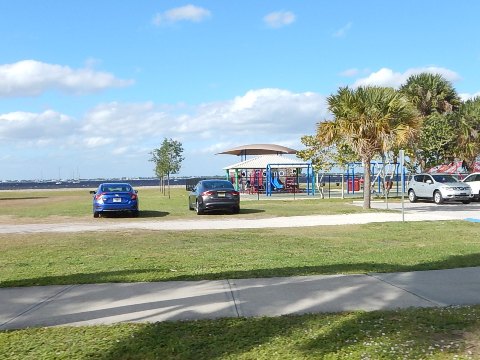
top-left (1, 1), bottom-right (479, 180)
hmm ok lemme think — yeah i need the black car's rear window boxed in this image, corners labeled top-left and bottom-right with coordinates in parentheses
top-left (202, 181), bottom-right (234, 190)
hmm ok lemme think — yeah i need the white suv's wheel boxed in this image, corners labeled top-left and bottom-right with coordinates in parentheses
top-left (408, 189), bottom-right (417, 203)
top-left (434, 191), bottom-right (444, 204)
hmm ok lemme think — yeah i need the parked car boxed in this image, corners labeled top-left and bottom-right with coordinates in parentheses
top-left (462, 172), bottom-right (480, 200)
top-left (407, 173), bottom-right (473, 204)
top-left (90, 182), bottom-right (139, 217)
top-left (188, 179), bottom-right (240, 215)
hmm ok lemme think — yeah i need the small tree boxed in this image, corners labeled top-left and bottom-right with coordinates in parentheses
top-left (297, 135), bottom-right (358, 198)
top-left (150, 138), bottom-right (184, 199)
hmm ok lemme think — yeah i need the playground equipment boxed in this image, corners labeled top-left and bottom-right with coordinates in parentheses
top-left (346, 161), bottom-right (406, 195)
top-left (223, 154), bottom-right (313, 197)
top-left (265, 162), bottom-right (314, 196)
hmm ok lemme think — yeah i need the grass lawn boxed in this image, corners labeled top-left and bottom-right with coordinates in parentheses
top-left (2, 188), bottom-right (480, 359)
top-left (1, 306), bottom-right (480, 359)
top-left (1, 221), bottom-right (480, 287)
top-left (0, 187), bottom-right (370, 221)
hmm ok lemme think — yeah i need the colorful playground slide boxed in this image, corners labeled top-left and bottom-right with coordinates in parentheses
top-left (271, 177), bottom-right (284, 190)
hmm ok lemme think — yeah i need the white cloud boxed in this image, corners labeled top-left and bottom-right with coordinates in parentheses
top-left (83, 137), bottom-right (115, 148)
top-left (459, 92), bottom-right (480, 101)
top-left (333, 22), bottom-right (352, 38)
top-left (1, 88), bottom-right (326, 148)
top-left (0, 89), bottom-right (328, 178)
top-left (153, 4), bottom-right (211, 26)
top-left (263, 11), bottom-right (296, 28)
top-left (351, 66), bottom-right (461, 88)
top-left (0, 110), bottom-right (75, 142)
top-left (340, 68), bottom-right (359, 77)
top-left (0, 60), bottom-right (133, 97)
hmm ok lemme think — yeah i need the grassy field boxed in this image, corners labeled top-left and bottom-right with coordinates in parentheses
top-left (1, 221), bottom-right (480, 287)
top-left (0, 187), bottom-right (369, 221)
top-left (2, 187), bottom-right (480, 359)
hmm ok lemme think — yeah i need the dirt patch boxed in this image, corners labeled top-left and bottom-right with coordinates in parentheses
top-left (0, 215), bottom-right (92, 225)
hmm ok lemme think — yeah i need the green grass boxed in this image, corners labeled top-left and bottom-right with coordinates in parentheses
top-left (0, 187), bottom-right (368, 219)
top-left (1, 306), bottom-right (480, 359)
top-left (2, 187), bottom-right (480, 359)
top-left (1, 221), bottom-right (480, 287)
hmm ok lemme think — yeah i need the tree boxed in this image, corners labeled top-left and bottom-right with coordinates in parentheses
top-left (399, 73), bottom-right (461, 117)
top-left (399, 73), bottom-right (462, 171)
top-left (297, 135), bottom-right (358, 198)
top-left (417, 112), bottom-right (457, 169)
top-left (454, 97), bottom-right (480, 170)
top-left (318, 86), bottom-right (419, 209)
top-left (150, 138), bottom-right (184, 199)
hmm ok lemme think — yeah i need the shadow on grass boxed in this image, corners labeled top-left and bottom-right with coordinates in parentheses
top-left (239, 208), bottom-right (265, 214)
top-left (198, 208), bottom-right (266, 215)
top-left (3, 253), bottom-right (480, 288)
top-left (97, 211), bottom-right (170, 218)
top-left (138, 210), bottom-right (170, 218)
top-left (90, 307), bottom-right (479, 359)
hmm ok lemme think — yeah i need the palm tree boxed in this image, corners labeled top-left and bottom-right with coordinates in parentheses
top-left (317, 86), bottom-right (419, 209)
top-left (399, 73), bottom-right (461, 117)
top-left (455, 97), bottom-right (480, 170)
top-left (400, 73), bottom-right (461, 171)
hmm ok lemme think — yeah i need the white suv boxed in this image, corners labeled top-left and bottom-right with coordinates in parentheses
top-left (462, 172), bottom-right (480, 200)
top-left (408, 173), bottom-right (473, 204)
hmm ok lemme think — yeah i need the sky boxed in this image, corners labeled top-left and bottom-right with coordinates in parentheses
top-left (1, 1), bottom-right (479, 180)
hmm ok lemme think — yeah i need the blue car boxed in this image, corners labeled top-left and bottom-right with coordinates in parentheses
top-left (90, 183), bottom-right (139, 218)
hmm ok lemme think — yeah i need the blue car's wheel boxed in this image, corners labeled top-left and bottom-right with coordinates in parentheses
top-left (93, 211), bottom-right (100, 218)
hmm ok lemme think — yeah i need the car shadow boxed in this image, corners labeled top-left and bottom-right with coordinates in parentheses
top-left (138, 211), bottom-right (170, 218)
top-left (199, 209), bottom-right (266, 215)
top-left (98, 211), bottom-right (169, 219)
top-left (239, 208), bottom-right (265, 214)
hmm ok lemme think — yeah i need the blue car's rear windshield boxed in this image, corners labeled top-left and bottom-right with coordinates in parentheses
top-left (101, 184), bottom-right (132, 192)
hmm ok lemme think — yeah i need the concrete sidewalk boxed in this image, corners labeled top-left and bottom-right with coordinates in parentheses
top-left (2, 266), bottom-right (480, 330)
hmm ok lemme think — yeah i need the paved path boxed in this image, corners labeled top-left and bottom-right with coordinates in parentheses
top-left (2, 267), bottom-right (480, 330)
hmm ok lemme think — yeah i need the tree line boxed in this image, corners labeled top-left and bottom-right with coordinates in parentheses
top-left (297, 73), bottom-right (480, 209)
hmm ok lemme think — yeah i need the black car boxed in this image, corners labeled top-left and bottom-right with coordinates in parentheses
top-left (188, 179), bottom-right (240, 215)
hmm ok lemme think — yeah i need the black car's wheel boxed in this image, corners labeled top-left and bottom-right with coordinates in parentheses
top-left (195, 200), bottom-right (204, 215)
top-left (93, 211), bottom-right (100, 218)
top-left (408, 189), bottom-right (417, 203)
top-left (232, 206), bottom-right (240, 214)
top-left (462, 200), bottom-right (471, 204)
top-left (433, 191), bottom-right (444, 204)
top-left (188, 201), bottom-right (194, 210)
